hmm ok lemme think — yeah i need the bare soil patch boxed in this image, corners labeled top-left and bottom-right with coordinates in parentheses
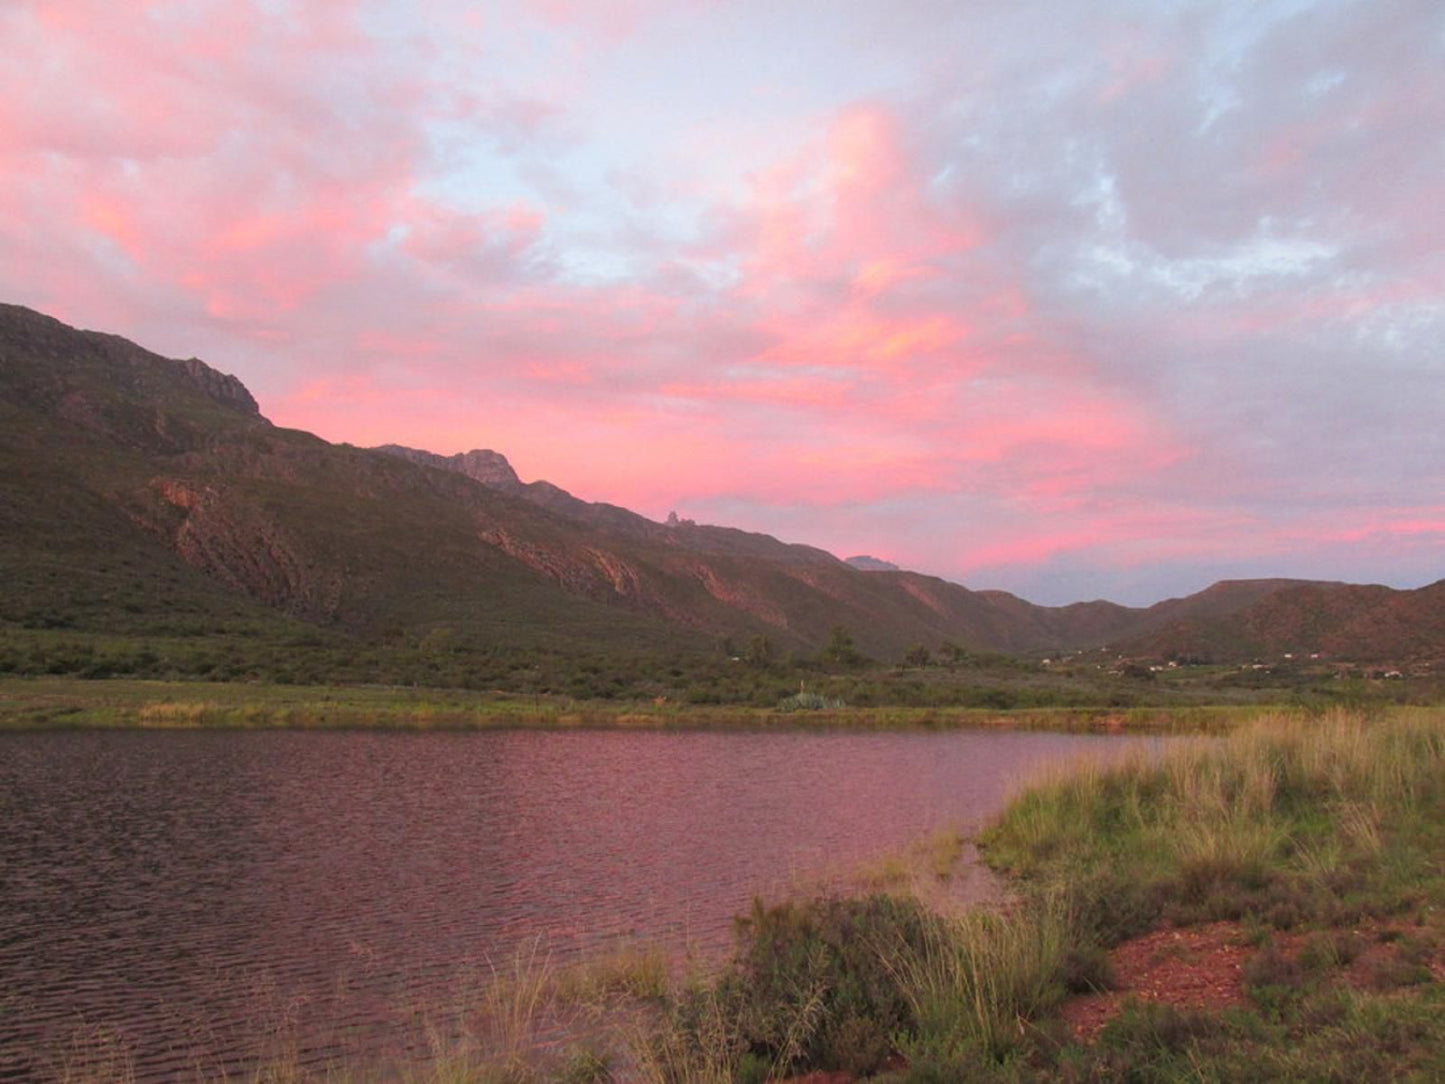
top-left (1061, 921), bottom-right (1251, 1041)
top-left (1063, 917), bottom-right (1444, 1043)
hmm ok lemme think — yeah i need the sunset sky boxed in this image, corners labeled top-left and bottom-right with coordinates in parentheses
top-left (2, 0), bottom-right (1441, 605)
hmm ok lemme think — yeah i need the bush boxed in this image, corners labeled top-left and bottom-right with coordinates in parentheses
top-left (775, 691), bottom-right (848, 711)
top-left (1103, 1000), bottom-right (1219, 1063)
top-left (1060, 944), bottom-right (1116, 994)
top-left (705, 895), bottom-right (929, 1076)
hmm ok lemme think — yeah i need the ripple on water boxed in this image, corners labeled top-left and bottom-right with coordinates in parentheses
top-left (0, 726), bottom-right (1159, 1080)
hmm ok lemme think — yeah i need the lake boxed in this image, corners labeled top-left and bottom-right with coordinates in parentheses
top-left (0, 726), bottom-right (1156, 1080)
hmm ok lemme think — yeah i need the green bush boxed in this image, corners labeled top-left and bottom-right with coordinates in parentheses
top-left (734, 894), bottom-right (929, 1074)
top-left (652, 895), bottom-right (929, 1078)
top-left (775, 691), bottom-right (848, 711)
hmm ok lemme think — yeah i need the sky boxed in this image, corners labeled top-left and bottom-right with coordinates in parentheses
top-left (2, 0), bottom-right (1442, 606)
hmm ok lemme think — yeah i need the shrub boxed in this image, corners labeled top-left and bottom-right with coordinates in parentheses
top-left (634, 895), bottom-right (935, 1079)
top-left (775, 691), bottom-right (848, 711)
top-left (1097, 1000), bottom-right (1220, 1063)
top-left (1060, 944), bottom-right (1116, 994)
top-left (724, 895), bottom-right (929, 1075)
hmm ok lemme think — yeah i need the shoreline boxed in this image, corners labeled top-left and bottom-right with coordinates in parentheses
top-left (631, 706), bottom-right (1445, 1081)
top-left (9, 705), bottom-right (1442, 1079)
top-left (0, 676), bottom-right (1280, 734)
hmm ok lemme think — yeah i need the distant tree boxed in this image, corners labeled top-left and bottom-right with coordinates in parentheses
top-left (745, 634), bottom-right (776, 667)
top-left (819, 625), bottom-right (864, 667)
top-left (903, 643), bottom-right (932, 668)
top-left (939, 640), bottom-right (969, 669)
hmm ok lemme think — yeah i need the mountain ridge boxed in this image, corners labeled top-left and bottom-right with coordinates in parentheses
top-left (3, 302), bottom-right (1440, 666)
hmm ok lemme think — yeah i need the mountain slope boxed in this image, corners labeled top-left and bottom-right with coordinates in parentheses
top-left (370, 442), bottom-right (1162, 653)
top-left (3, 302), bottom-right (1439, 666)
top-left (1117, 580), bottom-right (1445, 663)
top-left (0, 303), bottom-right (695, 653)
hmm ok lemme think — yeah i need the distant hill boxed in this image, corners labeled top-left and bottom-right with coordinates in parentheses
top-left (845, 555), bottom-right (901, 572)
top-left (3, 302), bottom-right (1440, 666)
top-left (1115, 580), bottom-right (1445, 663)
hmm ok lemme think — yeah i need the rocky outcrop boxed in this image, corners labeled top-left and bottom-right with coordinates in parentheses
top-left (846, 555), bottom-right (901, 572)
top-left (151, 477), bottom-right (343, 617)
top-left (181, 357), bottom-right (259, 415)
top-left (374, 445), bottom-right (522, 488)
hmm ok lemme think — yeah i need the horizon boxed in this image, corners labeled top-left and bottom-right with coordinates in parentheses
top-left (324, 427), bottom-right (1429, 609)
top-left (2, 1), bottom-right (1441, 606)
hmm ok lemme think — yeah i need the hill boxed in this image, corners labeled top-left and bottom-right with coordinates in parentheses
top-left (1116, 579), bottom-right (1445, 664)
top-left (2, 302), bottom-right (1439, 681)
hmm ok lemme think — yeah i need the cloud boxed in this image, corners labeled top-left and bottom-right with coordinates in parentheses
top-left (1, 0), bottom-right (1441, 605)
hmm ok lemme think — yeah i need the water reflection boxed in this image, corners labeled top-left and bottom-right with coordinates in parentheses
top-left (0, 727), bottom-right (1155, 1079)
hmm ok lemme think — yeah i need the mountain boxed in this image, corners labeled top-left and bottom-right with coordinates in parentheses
top-left (845, 555), bottom-right (901, 572)
top-left (0, 303), bottom-right (684, 656)
top-left (2, 302), bottom-right (1439, 668)
top-left (1115, 580), bottom-right (1445, 663)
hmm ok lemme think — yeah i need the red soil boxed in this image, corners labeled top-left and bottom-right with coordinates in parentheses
top-left (1062, 917), bottom-right (1444, 1042)
top-left (1061, 921), bottom-right (1251, 1042)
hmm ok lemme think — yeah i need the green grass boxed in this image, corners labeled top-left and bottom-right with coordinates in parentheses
top-left (852, 825), bottom-right (969, 893)
top-left (0, 676), bottom-right (1295, 733)
top-left (629, 707), bottom-right (1445, 1081)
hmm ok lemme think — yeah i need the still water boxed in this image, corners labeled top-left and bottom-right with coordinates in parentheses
top-left (1, 727), bottom-right (1151, 1079)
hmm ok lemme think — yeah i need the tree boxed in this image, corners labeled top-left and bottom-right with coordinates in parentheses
top-left (939, 640), bottom-right (970, 669)
top-left (903, 643), bottom-right (932, 668)
top-left (745, 634), bottom-right (776, 667)
top-left (819, 625), bottom-right (863, 667)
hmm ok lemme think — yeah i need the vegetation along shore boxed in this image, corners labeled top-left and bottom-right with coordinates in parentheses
top-left (605, 706), bottom-right (1445, 1082)
top-left (32, 705), bottom-right (1443, 1082)
top-left (0, 676), bottom-right (1280, 734)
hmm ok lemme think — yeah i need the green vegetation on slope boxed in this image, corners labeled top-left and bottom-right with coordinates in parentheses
top-left (8, 302), bottom-right (1445, 676)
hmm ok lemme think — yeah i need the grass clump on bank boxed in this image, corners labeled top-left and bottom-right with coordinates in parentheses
top-left (985, 707), bottom-right (1445, 938)
top-left (632, 708), bottom-right (1445, 1081)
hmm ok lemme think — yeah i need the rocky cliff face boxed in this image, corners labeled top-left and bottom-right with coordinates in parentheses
top-left (180, 357), bottom-right (259, 415)
top-left (846, 555), bottom-right (901, 572)
top-left (374, 445), bottom-right (522, 488)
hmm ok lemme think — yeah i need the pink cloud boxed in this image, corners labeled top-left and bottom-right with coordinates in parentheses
top-left (1096, 27), bottom-right (1174, 104)
top-left (1282, 512), bottom-right (1445, 548)
top-left (248, 88), bottom-right (1190, 532)
top-left (4, 1), bottom-right (1439, 606)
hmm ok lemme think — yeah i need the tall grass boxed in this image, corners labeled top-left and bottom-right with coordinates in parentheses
top-left (893, 892), bottom-right (1074, 1063)
top-left (636, 708), bottom-right (1445, 1080)
top-left (984, 708), bottom-right (1445, 920)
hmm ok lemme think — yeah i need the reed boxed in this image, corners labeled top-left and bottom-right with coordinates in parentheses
top-left (892, 891), bottom-right (1074, 1062)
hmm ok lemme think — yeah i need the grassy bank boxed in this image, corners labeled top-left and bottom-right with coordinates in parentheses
top-left (628, 707), bottom-right (1444, 1081)
top-left (0, 676), bottom-right (1270, 733)
top-left (34, 706), bottom-right (1445, 1082)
